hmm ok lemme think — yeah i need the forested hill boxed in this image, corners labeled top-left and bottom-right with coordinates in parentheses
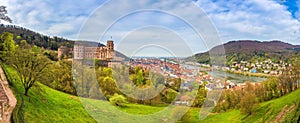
top-left (188, 40), bottom-right (300, 64)
top-left (0, 24), bottom-right (128, 59)
top-left (0, 24), bottom-right (75, 50)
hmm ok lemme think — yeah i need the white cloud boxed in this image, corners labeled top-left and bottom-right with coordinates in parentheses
top-left (196, 0), bottom-right (300, 45)
top-left (1, 0), bottom-right (8, 6)
top-left (3, 0), bottom-right (102, 39)
top-left (2, 0), bottom-right (300, 56)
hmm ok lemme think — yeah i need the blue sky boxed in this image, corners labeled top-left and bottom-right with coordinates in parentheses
top-left (2, 0), bottom-right (300, 57)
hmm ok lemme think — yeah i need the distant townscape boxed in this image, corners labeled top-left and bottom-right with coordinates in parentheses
top-left (226, 59), bottom-right (290, 75)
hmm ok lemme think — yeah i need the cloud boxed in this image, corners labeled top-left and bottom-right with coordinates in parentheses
top-left (196, 0), bottom-right (300, 45)
top-left (77, 0), bottom-right (227, 57)
top-left (2, 0), bottom-right (300, 56)
top-left (1, 0), bottom-right (8, 6)
top-left (3, 0), bottom-right (103, 39)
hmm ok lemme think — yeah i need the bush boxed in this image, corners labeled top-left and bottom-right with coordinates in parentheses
top-left (109, 93), bottom-right (128, 107)
top-left (163, 89), bottom-right (178, 103)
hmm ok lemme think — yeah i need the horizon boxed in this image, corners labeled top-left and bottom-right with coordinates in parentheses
top-left (0, 23), bottom-right (300, 59)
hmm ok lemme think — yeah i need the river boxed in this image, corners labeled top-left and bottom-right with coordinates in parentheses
top-left (208, 71), bottom-right (266, 83)
top-left (181, 64), bottom-right (266, 83)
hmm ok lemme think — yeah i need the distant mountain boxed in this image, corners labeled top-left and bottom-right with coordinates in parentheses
top-left (187, 40), bottom-right (300, 65)
top-left (0, 24), bottom-right (128, 60)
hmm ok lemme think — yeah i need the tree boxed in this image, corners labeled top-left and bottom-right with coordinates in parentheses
top-left (129, 67), bottom-right (146, 87)
top-left (162, 88), bottom-right (178, 103)
top-left (44, 61), bottom-right (76, 95)
top-left (192, 85), bottom-right (207, 107)
top-left (240, 93), bottom-right (257, 115)
top-left (136, 69), bottom-right (145, 86)
top-left (0, 6), bottom-right (12, 23)
top-left (109, 93), bottom-right (128, 107)
top-left (0, 32), bottom-right (15, 61)
top-left (8, 47), bottom-right (51, 96)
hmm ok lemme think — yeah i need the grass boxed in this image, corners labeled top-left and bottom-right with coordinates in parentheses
top-left (3, 65), bottom-right (96, 122)
top-left (194, 89), bottom-right (300, 123)
top-left (3, 64), bottom-right (300, 122)
top-left (3, 64), bottom-right (181, 122)
top-left (243, 88), bottom-right (300, 122)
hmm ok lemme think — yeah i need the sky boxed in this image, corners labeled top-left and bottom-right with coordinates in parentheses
top-left (1, 0), bottom-right (300, 57)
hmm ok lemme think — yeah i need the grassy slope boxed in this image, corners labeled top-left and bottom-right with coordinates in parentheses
top-left (4, 65), bottom-right (168, 122)
top-left (4, 64), bottom-right (300, 122)
top-left (244, 88), bottom-right (300, 123)
top-left (4, 66), bottom-right (96, 122)
top-left (195, 89), bottom-right (300, 123)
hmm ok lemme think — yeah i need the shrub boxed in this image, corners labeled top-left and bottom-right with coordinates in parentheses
top-left (109, 93), bottom-right (128, 107)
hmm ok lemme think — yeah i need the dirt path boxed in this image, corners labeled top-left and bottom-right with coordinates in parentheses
top-left (0, 66), bottom-right (17, 123)
top-left (273, 104), bottom-right (296, 123)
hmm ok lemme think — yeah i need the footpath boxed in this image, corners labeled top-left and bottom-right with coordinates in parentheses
top-left (0, 66), bottom-right (17, 123)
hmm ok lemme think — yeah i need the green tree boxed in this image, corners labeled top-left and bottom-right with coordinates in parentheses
top-left (240, 93), bottom-right (257, 115)
top-left (136, 69), bottom-right (145, 86)
top-left (101, 77), bottom-right (118, 96)
top-left (44, 61), bottom-right (76, 95)
top-left (0, 32), bottom-right (15, 61)
top-left (109, 93), bottom-right (128, 107)
top-left (192, 85), bottom-right (207, 107)
top-left (162, 88), bottom-right (178, 103)
top-left (262, 78), bottom-right (279, 100)
top-left (32, 45), bottom-right (40, 53)
top-left (8, 47), bottom-right (51, 96)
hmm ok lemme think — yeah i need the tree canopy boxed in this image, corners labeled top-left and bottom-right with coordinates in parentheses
top-left (8, 45), bottom-right (51, 96)
top-left (0, 32), bottom-right (15, 61)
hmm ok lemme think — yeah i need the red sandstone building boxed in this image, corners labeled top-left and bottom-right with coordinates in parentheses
top-left (58, 40), bottom-right (120, 67)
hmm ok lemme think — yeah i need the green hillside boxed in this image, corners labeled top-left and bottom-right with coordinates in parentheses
top-left (3, 64), bottom-right (167, 122)
top-left (188, 40), bottom-right (300, 65)
top-left (197, 88), bottom-right (300, 123)
top-left (2, 64), bottom-right (299, 122)
top-left (3, 65), bottom-right (96, 122)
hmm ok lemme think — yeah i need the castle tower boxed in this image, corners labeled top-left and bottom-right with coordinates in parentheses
top-left (107, 40), bottom-right (114, 51)
top-left (106, 40), bottom-right (114, 59)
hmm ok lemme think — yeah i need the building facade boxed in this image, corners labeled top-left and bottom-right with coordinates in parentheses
top-left (73, 40), bottom-right (115, 60)
top-left (58, 40), bottom-right (119, 67)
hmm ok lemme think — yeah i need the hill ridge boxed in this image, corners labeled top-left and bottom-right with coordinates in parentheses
top-left (189, 40), bottom-right (300, 64)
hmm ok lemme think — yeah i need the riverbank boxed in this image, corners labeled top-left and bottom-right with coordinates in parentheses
top-left (225, 70), bottom-right (271, 78)
top-left (208, 71), bottom-right (267, 83)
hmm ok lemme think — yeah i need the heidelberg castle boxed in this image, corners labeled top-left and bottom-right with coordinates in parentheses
top-left (58, 40), bottom-right (120, 67)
